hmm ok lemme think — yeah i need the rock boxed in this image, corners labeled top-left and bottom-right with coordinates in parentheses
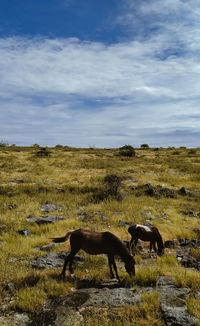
top-left (41, 204), bottom-right (62, 213)
top-left (141, 210), bottom-right (152, 216)
top-left (56, 188), bottom-right (65, 193)
top-left (162, 213), bottom-right (169, 219)
top-left (179, 239), bottom-right (192, 247)
top-left (77, 212), bottom-right (93, 220)
top-left (4, 280), bottom-right (14, 292)
top-left (180, 210), bottom-right (195, 217)
top-left (29, 252), bottom-right (83, 269)
top-left (118, 220), bottom-right (131, 227)
top-left (52, 306), bottom-right (83, 326)
top-left (132, 183), bottom-right (175, 198)
top-left (144, 222), bottom-right (154, 227)
top-left (4, 276), bottom-right (197, 326)
top-left (0, 313), bottom-right (29, 326)
top-left (158, 186), bottom-right (175, 198)
top-left (76, 278), bottom-right (122, 289)
top-left (164, 240), bottom-right (177, 248)
top-left (144, 183), bottom-right (159, 196)
top-left (26, 215), bottom-right (67, 224)
top-left (160, 304), bottom-right (197, 326)
top-left (157, 276), bottom-right (198, 325)
top-left (16, 229), bottom-right (32, 237)
top-left (179, 187), bottom-right (193, 196)
top-left (156, 276), bottom-right (175, 287)
top-left (34, 243), bottom-right (64, 252)
top-left (8, 203), bottom-right (17, 210)
top-left (8, 179), bottom-right (24, 184)
top-left (180, 255), bottom-right (199, 270)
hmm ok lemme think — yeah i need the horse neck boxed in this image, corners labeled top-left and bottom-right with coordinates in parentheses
top-left (117, 242), bottom-right (131, 262)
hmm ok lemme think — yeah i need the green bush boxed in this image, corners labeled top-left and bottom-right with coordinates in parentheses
top-left (118, 145), bottom-right (135, 157)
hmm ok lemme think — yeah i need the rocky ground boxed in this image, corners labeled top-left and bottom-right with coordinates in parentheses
top-left (1, 238), bottom-right (200, 326)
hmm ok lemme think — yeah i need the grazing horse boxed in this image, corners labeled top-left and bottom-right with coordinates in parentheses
top-left (128, 224), bottom-right (164, 256)
top-left (51, 229), bottom-right (135, 280)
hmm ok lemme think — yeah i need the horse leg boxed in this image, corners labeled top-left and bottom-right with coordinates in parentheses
top-left (134, 237), bottom-right (140, 254)
top-left (62, 248), bottom-right (79, 276)
top-left (107, 254), bottom-right (115, 279)
top-left (129, 238), bottom-right (135, 255)
top-left (130, 237), bottom-right (138, 255)
top-left (153, 241), bottom-right (157, 253)
top-left (112, 257), bottom-right (120, 281)
top-left (149, 241), bottom-right (157, 254)
top-left (108, 254), bottom-right (120, 281)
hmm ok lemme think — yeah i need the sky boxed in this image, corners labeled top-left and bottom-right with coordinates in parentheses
top-left (0, 0), bottom-right (200, 148)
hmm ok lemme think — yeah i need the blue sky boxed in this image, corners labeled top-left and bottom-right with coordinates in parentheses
top-left (0, 0), bottom-right (200, 147)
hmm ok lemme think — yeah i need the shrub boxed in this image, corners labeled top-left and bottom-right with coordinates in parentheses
top-left (104, 174), bottom-right (122, 196)
top-left (35, 147), bottom-right (50, 157)
top-left (92, 174), bottom-right (122, 202)
top-left (0, 141), bottom-right (9, 147)
top-left (140, 144), bottom-right (149, 149)
top-left (55, 144), bottom-right (63, 149)
top-left (118, 145), bottom-right (135, 157)
top-left (188, 149), bottom-right (196, 155)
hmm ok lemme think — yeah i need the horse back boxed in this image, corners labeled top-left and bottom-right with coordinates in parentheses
top-left (70, 229), bottom-right (127, 256)
top-left (128, 224), bottom-right (154, 241)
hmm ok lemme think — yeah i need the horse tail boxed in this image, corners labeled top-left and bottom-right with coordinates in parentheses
top-left (51, 232), bottom-right (72, 243)
top-left (154, 227), bottom-right (164, 254)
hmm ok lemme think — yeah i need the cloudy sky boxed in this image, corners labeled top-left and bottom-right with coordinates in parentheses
top-left (0, 0), bottom-right (200, 147)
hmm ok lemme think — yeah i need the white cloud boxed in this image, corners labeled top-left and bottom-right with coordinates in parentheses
top-left (0, 0), bottom-right (200, 147)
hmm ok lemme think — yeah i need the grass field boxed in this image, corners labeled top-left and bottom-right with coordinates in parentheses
top-left (0, 144), bottom-right (200, 323)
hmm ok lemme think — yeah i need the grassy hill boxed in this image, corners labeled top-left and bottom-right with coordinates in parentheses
top-left (0, 145), bottom-right (200, 324)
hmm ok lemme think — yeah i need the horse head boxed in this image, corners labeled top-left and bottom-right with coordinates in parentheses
top-left (125, 255), bottom-right (135, 276)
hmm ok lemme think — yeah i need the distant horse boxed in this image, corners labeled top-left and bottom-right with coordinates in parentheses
top-left (51, 229), bottom-right (135, 280)
top-left (128, 224), bottom-right (164, 256)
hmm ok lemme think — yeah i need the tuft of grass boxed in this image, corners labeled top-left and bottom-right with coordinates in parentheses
top-left (12, 270), bottom-right (71, 312)
top-left (13, 287), bottom-right (47, 312)
top-left (134, 265), bottom-right (159, 286)
top-left (157, 255), bottom-right (177, 271)
top-left (174, 268), bottom-right (200, 292)
top-left (186, 296), bottom-right (200, 320)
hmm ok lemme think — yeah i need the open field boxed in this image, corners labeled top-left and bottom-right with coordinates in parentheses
top-left (0, 145), bottom-right (200, 325)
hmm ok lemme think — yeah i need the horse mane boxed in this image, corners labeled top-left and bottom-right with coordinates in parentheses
top-left (112, 233), bottom-right (132, 261)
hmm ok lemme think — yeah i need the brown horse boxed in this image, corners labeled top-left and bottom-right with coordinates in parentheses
top-left (128, 224), bottom-right (164, 256)
top-left (51, 229), bottom-right (135, 280)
